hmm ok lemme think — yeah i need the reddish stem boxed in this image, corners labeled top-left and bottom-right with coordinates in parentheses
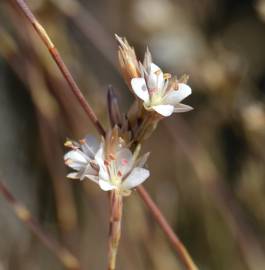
top-left (137, 186), bottom-right (198, 270)
top-left (13, 0), bottom-right (105, 136)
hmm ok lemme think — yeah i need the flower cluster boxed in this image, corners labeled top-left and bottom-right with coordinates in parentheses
top-left (64, 131), bottom-right (150, 196)
top-left (64, 35), bottom-right (193, 195)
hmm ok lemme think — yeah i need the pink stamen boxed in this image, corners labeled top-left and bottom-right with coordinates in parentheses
top-left (118, 170), bottom-right (122, 177)
top-left (109, 154), bottom-right (116, 160)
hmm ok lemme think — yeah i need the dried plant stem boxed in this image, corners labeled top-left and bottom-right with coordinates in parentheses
top-left (10, 2), bottom-right (198, 269)
top-left (12, 0), bottom-right (105, 136)
top-left (108, 191), bottom-right (123, 270)
top-left (137, 186), bottom-right (198, 270)
top-left (0, 181), bottom-right (81, 270)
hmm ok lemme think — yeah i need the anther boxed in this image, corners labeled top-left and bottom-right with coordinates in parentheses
top-left (109, 154), bottom-right (116, 160)
top-left (64, 140), bottom-right (77, 149)
top-left (65, 159), bottom-right (72, 165)
top-left (164, 73), bottom-right (171, 80)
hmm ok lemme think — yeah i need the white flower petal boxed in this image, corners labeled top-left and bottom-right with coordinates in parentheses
top-left (65, 162), bottom-right (84, 171)
top-left (95, 144), bottom-right (105, 167)
top-left (81, 136), bottom-right (99, 157)
top-left (163, 83), bottom-right (192, 104)
top-left (64, 150), bottom-right (88, 163)
top-left (95, 145), bottom-right (110, 181)
top-left (116, 148), bottom-right (133, 163)
top-left (99, 180), bottom-right (116, 191)
top-left (131, 78), bottom-right (150, 102)
top-left (98, 167), bottom-right (109, 181)
top-left (121, 167), bottom-right (150, 190)
top-left (174, 103), bottom-right (193, 113)
top-left (64, 150), bottom-right (89, 170)
top-left (150, 63), bottom-right (161, 73)
top-left (152, 104), bottom-right (174, 117)
top-left (116, 148), bottom-right (133, 175)
top-left (66, 172), bottom-right (79, 179)
top-left (150, 63), bottom-right (164, 91)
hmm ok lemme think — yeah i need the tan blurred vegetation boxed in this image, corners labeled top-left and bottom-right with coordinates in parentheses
top-left (0, 0), bottom-right (265, 269)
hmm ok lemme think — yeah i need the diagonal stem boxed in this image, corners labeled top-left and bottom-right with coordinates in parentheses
top-left (137, 186), bottom-right (198, 270)
top-left (12, 0), bottom-right (105, 137)
top-left (10, 1), bottom-right (198, 269)
top-left (0, 181), bottom-right (81, 270)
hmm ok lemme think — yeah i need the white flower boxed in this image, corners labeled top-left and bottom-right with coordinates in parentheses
top-left (64, 136), bottom-right (99, 181)
top-left (95, 143), bottom-right (150, 195)
top-left (64, 134), bottom-right (150, 195)
top-left (131, 62), bottom-right (193, 117)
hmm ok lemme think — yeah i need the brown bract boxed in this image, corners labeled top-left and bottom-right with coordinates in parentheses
top-left (115, 34), bottom-right (140, 88)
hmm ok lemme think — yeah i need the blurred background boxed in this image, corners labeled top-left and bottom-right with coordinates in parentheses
top-left (0, 0), bottom-right (265, 269)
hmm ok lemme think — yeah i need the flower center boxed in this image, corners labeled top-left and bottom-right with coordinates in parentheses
top-left (104, 156), bottom-right (129, 187)
top-left (150, 94), bottom-right (163, 105)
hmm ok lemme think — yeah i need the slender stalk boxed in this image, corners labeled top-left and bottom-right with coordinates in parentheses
top-left (12, 0), bottom-right (105, 137)
top-left (137, 186), bottom-right (198, 270)
top-left (108, 191), bottom-right (123, 270)
top-left (0, 181), bottom-right (80, 270)
top-left (9, 2), bottom-right (198, 269)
